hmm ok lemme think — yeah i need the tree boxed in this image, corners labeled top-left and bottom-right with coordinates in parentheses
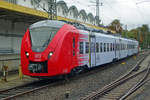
top-left (127, 24), bottom-right (150, 49)
top-left (140, 24), bottom-right (149, 48)
top-left (107, 19), bottom-right (123, 33)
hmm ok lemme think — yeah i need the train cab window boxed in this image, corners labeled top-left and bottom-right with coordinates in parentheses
top-left (86, 42), bottom-right (89, 53)
top-left (107, 43), bottom-right (109, 52)
top-left (100, 43), bottom-right (103, 52)
top-left (73, 38), bottom-right (75, 48)
top-left (96, 43), bottom-right (99, 53)
top-left (104, 43), bottom-right (106, 52)
top-left (30, 24), bottom-right (63, 52)
top-left (79, 42), bottom-right (84, 54)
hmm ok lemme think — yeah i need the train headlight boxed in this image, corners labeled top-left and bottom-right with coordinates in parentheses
top-left (25, 52), bottom-right (29, 57)
top-left (48, 52), bottom-right (53, 58)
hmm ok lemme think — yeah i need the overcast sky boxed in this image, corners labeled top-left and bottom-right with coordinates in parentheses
top-left (58, 0), bottom-right (150, 30)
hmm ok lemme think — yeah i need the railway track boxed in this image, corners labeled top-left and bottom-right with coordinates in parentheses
top-left (80, 53), bottom-right (150, 100)
top-left (0, 79), bottom-right (66, 100)
top-left (0, 52), bottom-right (148, 100)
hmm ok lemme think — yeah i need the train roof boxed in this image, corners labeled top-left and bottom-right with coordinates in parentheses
top-left (80, 30), bottom-right (138, 43)
top-left (29, 20), bottom-right (66, 29)
top-left (30, 20), bottom-right (138, 43)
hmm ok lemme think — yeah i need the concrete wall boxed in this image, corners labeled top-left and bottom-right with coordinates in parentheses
top-left (0, 19), bottom-right (27, 72)
top-left (0, 19), bottom-right (29, 54)
top-left (0, 54), bottom-right (20, 72)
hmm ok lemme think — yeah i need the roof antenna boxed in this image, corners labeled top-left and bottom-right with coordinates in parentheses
top-left (33, 0), bottom-right (57, 20)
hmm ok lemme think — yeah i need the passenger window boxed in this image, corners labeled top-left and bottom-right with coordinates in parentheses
top-left (96, 43), bottom-right (99, 53)
top-left (79, 42), bottom-right (84, 54)
top-left (104, 43), bottom-right (106, 52)
top-left (110, 43), bottom-right (112, 51)
top-left (100, 43), bottom-right (103, 52)
top-left (86, 42), bottom-right (89, 53)
top-left (107, 43), bottom-right (109, 52)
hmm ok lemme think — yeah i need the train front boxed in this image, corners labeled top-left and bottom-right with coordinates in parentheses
top-left (21, 20), bottom-right (66, 78)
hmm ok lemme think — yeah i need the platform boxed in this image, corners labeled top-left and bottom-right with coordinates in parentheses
top-left (0, 74), bottom-right (38, 91)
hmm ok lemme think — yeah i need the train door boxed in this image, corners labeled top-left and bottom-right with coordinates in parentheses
top-left (119, 39), bottom-right (121, 59)
top-left (90, 35), bottom-right (96, 67)
top-left (71, 34), bottom-right (77, 68)
top-left (115, 39), bottom-right (120, 59)
top-left (114, 40), bottom-right (117, 58)
top-left (127, 41), bottom-right (129, 56)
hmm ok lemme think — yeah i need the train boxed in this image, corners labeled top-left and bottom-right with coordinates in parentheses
top-left (21, 20), bottom-right (139, 78)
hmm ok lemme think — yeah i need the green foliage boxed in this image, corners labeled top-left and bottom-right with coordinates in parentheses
top-left (108, 19), bottom-right (123, 33)
top-left (122, 24), bottom-right (150, 49)
top-left (108, 19), bottom-right (150, 49)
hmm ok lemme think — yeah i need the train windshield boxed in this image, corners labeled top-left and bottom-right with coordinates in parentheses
top-left (30, 26), bottom-right (59, 51)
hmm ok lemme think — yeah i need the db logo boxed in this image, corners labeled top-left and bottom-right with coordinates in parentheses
top-left (35, 54), bottom-right (41, 58)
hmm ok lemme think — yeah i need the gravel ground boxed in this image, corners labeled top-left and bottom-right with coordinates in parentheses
top-left (15, 52), bottom-right (147, 100)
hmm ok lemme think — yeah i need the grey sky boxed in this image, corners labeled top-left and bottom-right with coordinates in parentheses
top-left (58, 0), bottom-right (150, 30)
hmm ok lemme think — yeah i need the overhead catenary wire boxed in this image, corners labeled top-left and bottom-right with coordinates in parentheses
top-left (132, 0), bottom-right (148, 23)
top-left (58, 0), bottom-right (150, 29)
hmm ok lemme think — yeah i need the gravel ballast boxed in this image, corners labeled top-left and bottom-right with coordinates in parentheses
top-left (128, 80), bottom-right (150, 100)
top-left (15, 52), bottom-right (147, 100)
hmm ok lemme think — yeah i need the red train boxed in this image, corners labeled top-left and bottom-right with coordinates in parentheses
top-left (21, 20), bottom-right (138, 78)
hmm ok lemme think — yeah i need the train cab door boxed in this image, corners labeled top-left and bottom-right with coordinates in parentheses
top-left (72, 36), bottom-right (76, 67)
top-left (90, 34), bottom-right (96, 67)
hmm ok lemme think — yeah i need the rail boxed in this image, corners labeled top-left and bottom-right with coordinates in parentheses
top-left (80, 52), bottom-right (150, 100)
